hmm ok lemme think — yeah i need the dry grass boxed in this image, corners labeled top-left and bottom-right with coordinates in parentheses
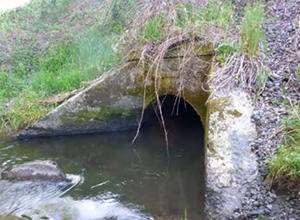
top-left (0, 0), bottom-right (269, 139)
top-left (111, 0), bottom-right (269, 94)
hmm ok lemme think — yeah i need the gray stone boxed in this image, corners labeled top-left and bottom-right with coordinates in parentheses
top-left (253, 201), bottom-right (260, 207)
top-left (1, 160), bottom-right (66, 181)
top-left (247, 209), bottom-right (265, 216)
top-left (267, 204), bottom-right (273, 210)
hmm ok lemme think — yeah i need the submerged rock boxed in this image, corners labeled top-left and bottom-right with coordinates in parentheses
top-left (0, 160), bottom-right (67, 181)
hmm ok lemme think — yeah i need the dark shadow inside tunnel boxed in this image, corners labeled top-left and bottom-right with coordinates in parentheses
top-left (136, 95), bottom-right (206, 219)
top-left (141, 95), bottom-right (205, 150)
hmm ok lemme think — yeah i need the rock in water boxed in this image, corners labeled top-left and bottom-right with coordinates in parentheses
top-left (1, 160), bottom-right (67, 181)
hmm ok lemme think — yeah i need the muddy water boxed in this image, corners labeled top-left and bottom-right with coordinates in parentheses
top-left (0, 122), bottom-right (205, 219)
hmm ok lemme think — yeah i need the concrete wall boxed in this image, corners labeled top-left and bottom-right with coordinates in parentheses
top-left (16, 42), bottom-right (212, 138)
top-left (16, 41), bottom-right (258, 219)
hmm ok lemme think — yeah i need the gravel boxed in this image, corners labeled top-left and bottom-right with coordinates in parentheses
top-left (227, 0), bottom-right (300, 219)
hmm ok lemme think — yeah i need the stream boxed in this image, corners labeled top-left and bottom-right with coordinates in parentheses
top-left (0, 120), bottom-right (205, 220)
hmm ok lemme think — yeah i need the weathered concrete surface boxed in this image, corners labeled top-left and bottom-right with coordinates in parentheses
top-left (16, 42), bottom-right (212, 138)
top-left (1, 160), bottom-right (67, 181)
top-left (13, 41), bottom-right (258, 218)
top-left (206, 89), bottom-right (257, 218)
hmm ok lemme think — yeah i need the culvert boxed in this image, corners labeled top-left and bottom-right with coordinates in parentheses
top-left (15, 42), bottom-right (258, 219)
top-left (142, 95), bottom-right (205, 137)
top-left (139, 94), bottom-right (206, 219)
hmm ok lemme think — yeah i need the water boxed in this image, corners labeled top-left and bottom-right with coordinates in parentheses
top-left (0, 120), bottom-right (205, 219)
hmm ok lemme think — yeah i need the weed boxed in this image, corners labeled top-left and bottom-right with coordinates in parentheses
top-left (283, 87), bottom-right (288, 109)
top-left (241, 2), bottom-right (266, 57)
top-left (142, 16), bottom-right (165, 41)
top-left (215, 42), bottom-right (236, 65)
top-left (0, 90), bottom-right (50, 137)
top-left (267, 106), bottom-right (300, 188)
top-left (199, 0), bottom-right (234, 32)
top-left (257, 68), bottom-right (271, 94)
top-left (184, 207), bottom-right (188, 220)
top-left (209, 1), bottom-right (269, 94)
top-left (297, 65), bottom-right (300, 81)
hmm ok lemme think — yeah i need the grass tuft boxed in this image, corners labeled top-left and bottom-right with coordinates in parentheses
top-left (267, 107), bottom-right (300, 188)
top-left (241, 2), bottom-right (266, 57)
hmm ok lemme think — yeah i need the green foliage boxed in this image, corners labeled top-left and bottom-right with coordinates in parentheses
top-left (0, 0), bottom-right (122, 137)
top-left (282, 86), bottom-right (288, 109)
top-left (0, 0), bottom-right (72, 34)
top-left (198, 0), bottom-right (234, 32)
top-left (77, 29), bottom-right (120, 73)
top-left (31, 33), bottom-right (110, 95)
top-left (136, 0), bottom-right (234, 44)
top-left (0, 70), bottom-right (27, 98)
top-left (215, 42), bottom-right (236, 64)
top-left (257, 68), bottom-right (270, 91)
top-left (173, 0), bottom-right (234, 31)
top-left (39, 41), bottom-right (74, 73)
top-left (0, 90), bottom-right (50, 137)
top-left (0, 0), bottom-right (269, 138)
top-left (268, 107), bottom-right (300, 187)
top-left (296, 65), bottom-right (300, 81)
top-left (254, 67), bottom-right (271, 101)
top-left (174, 3), bottom-right (195, 28)
top-left (103, 0), bottom-right (140, 34)
top-left (241, 3), bottom-right (266, 57)
top-left (142, 16), bottom-right (166, 41)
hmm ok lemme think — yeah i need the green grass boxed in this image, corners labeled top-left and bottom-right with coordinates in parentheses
top-left (0, 90), bottom-right (51, 137)
top-left (241, 2), bottom-right (267, 57)
top-left (0, 0), bottom-right (269, 138)
top-left (268, 107), bottom-right (300, 187)
top-left (136, 0), bottom-right (234, 44)
top-left (0, 0), bottom-right (122, 137)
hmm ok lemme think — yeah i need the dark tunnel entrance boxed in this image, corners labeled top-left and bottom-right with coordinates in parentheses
top-left (141, 95), bottom-right (205, 149)
top-left (134, 95), bottom-right (206, 219)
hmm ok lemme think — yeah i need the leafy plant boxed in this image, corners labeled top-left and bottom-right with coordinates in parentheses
top-left (215, 42), bottom-right (236, 65)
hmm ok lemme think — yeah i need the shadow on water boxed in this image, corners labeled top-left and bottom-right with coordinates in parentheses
top-left (0, 95), bottom-right (205, 220)
top-left (139, 95), bottom-right (205, 219)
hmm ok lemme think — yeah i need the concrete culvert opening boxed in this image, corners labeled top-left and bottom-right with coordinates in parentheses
top-left (138, 95), bottom-right (206, 219)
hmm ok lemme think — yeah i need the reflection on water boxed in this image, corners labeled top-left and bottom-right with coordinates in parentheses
top-left (0, 112), bottom-right (205, 219)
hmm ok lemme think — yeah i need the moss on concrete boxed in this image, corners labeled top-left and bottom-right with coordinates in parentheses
top-left (18, 42), bottom-right (213, 138)
top-left (137, 58), bottom-right (211, 127)
top-left (227, 109), bottom-right (242, 117)
top-left (61, 107), bottom-right (135, 124)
